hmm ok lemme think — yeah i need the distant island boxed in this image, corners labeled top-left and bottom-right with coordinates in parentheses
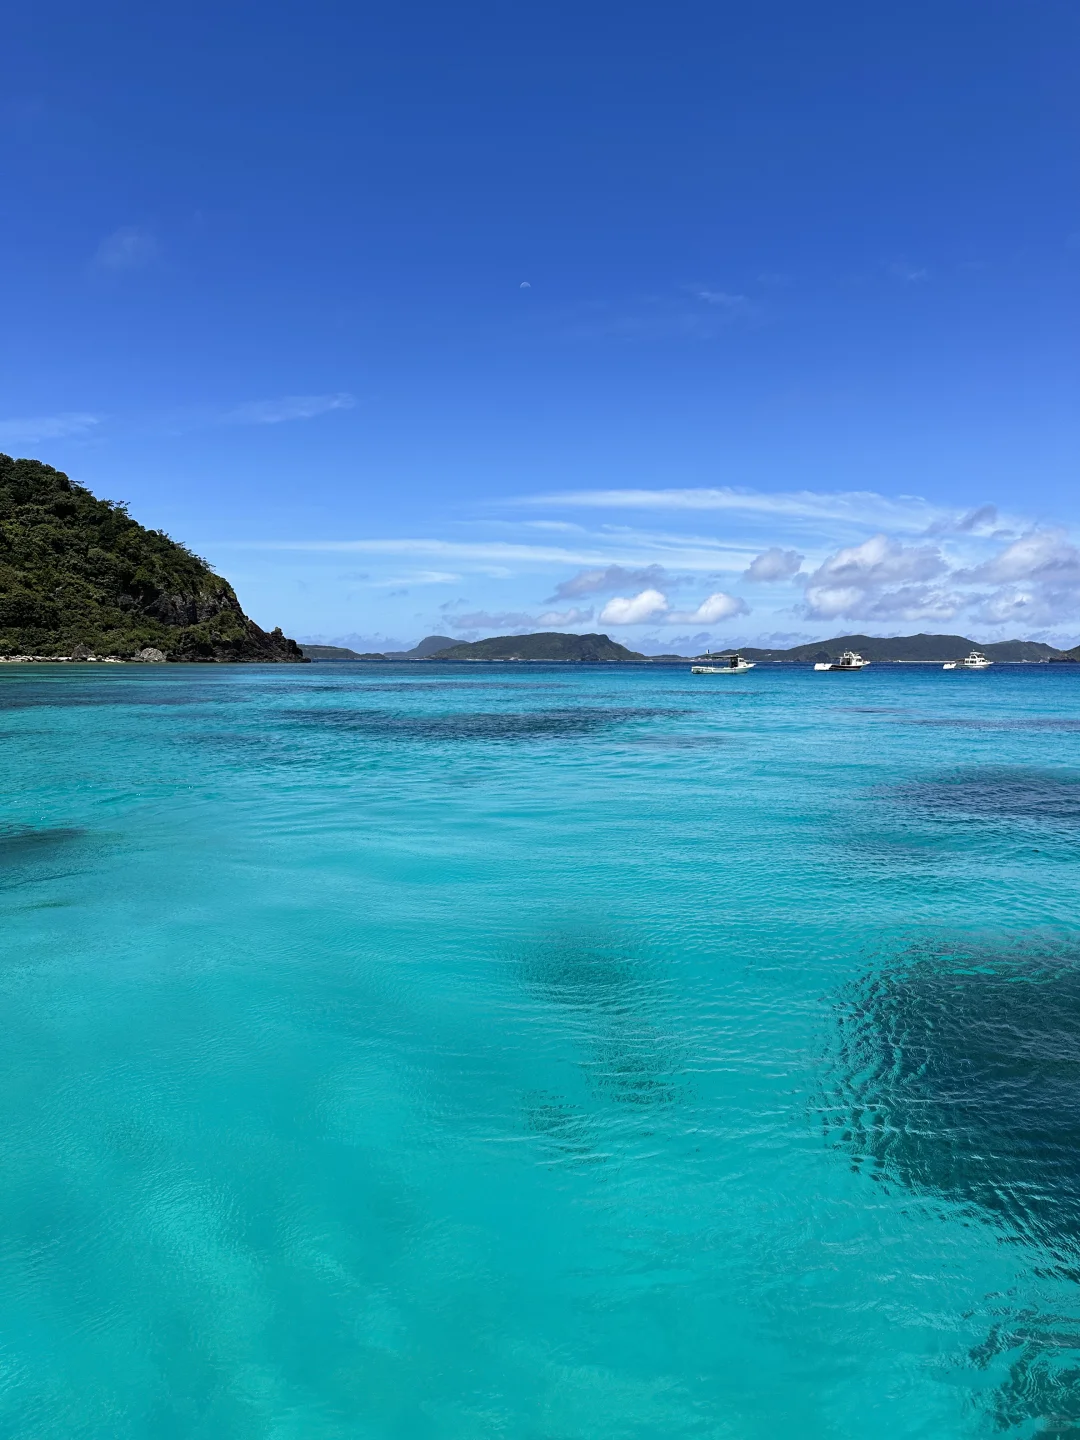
top-left (426, 632), bottom-right (644, 662)
top-left (302, 632), bottom-right (646, 662)
top-left (0, 455), bottom-right (304, 661)
top-left (301, 636), bottom-right (457, 661)
top-left (737, 632), bottom-right (1069, 664)
top-left (301, 645), bottom-right (384, 661)
top-left (302, 629), bottom-right (1078, 664)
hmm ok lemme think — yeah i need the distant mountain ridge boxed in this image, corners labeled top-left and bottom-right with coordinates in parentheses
top-left (0, 455), bottom-right (304, 661)
top-left (738, 633), bottom-right (1063, 663)
top-left (300, 635), bottom-right (456, 661)
top-left (300, 644), bottom-right (373, 660)
top-left (303, 630), bottom-right (1071, 664)
top-left (393, 634), bottom-right (457, 658)
top-left (430, 632), bottom-right (644, 662)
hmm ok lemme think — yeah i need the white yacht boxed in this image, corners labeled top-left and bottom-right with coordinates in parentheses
top-left (814, 650), bottom-right (869, 672)
top-left (944, 650), bottom-right (993, 670)
top-left (691, 651), bottom-right (755, 674)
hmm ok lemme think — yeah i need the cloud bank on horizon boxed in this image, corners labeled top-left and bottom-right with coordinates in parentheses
top-left (212, 482), bottom-right (1080, 652)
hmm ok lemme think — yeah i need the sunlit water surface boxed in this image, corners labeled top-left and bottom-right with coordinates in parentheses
top-left (3, 661), bottom-right (1080, 1439)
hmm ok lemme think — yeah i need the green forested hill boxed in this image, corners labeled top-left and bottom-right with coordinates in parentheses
top-left (431, 632), bottom-right (644, 661)
top-left (0, 455), bottom-right (304, 661)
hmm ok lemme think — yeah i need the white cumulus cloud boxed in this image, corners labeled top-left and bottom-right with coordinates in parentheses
top-left (668, 591), bottom-right (749, 624)
top-left (960, 529), bottom-right (1080, 586)
top-left (598, 587), bottom-right (749, 626)
top-left (744, 547), bottom-right (804, 583)
top-left (802, 534), bottom-right (949, 619)
top-left (599, 589), bottom-right (669, 624)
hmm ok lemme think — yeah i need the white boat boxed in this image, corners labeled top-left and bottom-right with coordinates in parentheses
top-left (814, 650), bottom-right (869, 672)
top-left (961, 650), bottom-right (992, 669)
top-left (691, 651), bottom-right (755, 674)
top-left (942, 661), bottom-right (957, 670)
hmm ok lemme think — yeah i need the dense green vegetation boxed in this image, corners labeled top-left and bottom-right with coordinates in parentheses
top-left (431, 632), bottom-right (645, 661)
top-left (0, 455), bottom-right (303, 660)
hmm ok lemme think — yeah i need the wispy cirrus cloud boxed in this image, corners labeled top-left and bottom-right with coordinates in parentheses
top-left (446, 606), bottom-right (594, 632)
top-left (517, 485), bottom-right (952, 536)
top-left (569, 285), bottom-right (758, 341)
top-left (886, 260), bottom-right (928, 283)
top-left (0, 412), bottom-right (100, 444)
top-left (923, 502), bottom-right (1006, 539)
top-left (93, 226), bottom-right (158, 271)
top-left (548, 563), bottom-right (671, 600)
top-left (221, 393), bottom-right (356, 425)
top-left (372, 570), bottom-right (461, 587)
top-left (692, 288), bottom-right (753, 313)
top-left (221, 538), bottom-right (615, 565)
top-left (223, 534), bottom-right (759, 579)
top-left (955, 504), bottom-right (1000, 535)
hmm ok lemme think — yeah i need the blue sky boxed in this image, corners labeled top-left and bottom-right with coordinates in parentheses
top-left (3, 0), bottom-right (1079, 650)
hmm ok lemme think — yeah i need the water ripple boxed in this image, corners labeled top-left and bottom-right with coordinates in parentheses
top-left (892, 768), bottom-right (1080, 825)
top-left (824, 936), bottom-right (1080, 1258)
top-left (281, 706), bottom-right (685, 741)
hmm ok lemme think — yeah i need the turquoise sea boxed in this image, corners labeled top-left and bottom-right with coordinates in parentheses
top-left (3, 660), bottom-right (1080, 1439)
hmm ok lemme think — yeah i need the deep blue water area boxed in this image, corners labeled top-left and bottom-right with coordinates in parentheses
top-left (3, 660), bottom-right (1080, 1438)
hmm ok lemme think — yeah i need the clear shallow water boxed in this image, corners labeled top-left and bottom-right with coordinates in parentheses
top-left (2, 661), bottom-right (1080, 1439)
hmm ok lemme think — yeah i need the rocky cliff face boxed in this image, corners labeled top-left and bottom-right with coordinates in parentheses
top-left (0, 454), bottom-right (305, 661)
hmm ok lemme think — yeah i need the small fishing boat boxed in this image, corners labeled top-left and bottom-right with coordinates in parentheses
top-left (691, 651), bottom-right (755, 674)
top-left (814, 650), bottom-right (869, 672)
top-left (942, 661), bottom-right (957, 670)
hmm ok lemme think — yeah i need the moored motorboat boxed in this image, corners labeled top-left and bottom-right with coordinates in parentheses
top-left (961, 650), bottom-right (992, 669)
top-left (691, 651), bottom-right (755, 674)
top-left (814, 650), bottom-right (869, 672)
